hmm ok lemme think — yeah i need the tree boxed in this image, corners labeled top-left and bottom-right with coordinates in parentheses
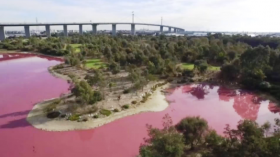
top-left (194, 60), bottom-right (208, 73)
top-left (71, 80), bottom-right (102, 105)
top-left (220, 60), bottom-right (240, 81)
top-left (176, 116), bottom-right (209, 150)
top-left (227, 51), bottom-right (237, 61)
top-left (140, 114), bottom-right (185, 157)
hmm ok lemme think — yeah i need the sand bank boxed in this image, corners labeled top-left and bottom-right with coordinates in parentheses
top-left (26, 84), bottom-right (169, 132)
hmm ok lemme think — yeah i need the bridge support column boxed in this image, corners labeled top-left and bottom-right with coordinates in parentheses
top-left (0, 26), bottom-right (5, 41)
top-left (131, 24), bottom-right (135, 35)
top-left (112, 24), bottom-right (116, 36)
top-left (160, 26), bottom-right (163, 33)
top-left (174, 28), bottom-right (177, 33)
top-left (79, 24), bottom-right (83, 35)
top-left (24, 26), bottom-right (30, 38)
top-left (92, 24), bottom-right (97, 35)
top-left (63, 25), bottom-right (68, 36)
top-left (168, 27), bottom-right (172, 33)
top-left (46, 25), bottom-right (51, 37)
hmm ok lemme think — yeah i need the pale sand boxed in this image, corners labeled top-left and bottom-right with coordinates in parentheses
top-left (48, 66), bottom-right (71, 81)
top-left (26, 84), bottom-right (170, 132)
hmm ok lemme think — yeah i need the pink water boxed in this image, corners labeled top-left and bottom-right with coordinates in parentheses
top-left (0, 53), bottom-right (279, 157)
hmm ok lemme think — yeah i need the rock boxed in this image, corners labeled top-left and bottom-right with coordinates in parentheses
top-left (47, 111), bottom-right (61, 119)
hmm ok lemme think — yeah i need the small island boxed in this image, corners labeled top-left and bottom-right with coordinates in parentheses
top-left (27, 60), bottom-right (173, 131)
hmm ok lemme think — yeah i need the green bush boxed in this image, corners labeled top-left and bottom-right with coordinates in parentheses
top-left (43, 99), bottom-right (61, 113)
top-left (93, 115), bottom-right (99, 118)
top-left (100, 109), bottom-right (112, 116)
top-left (123, 89), bottom-right (130, 94)
top-left (113, 109), bottom-right (120, 112)
top-left (68, 114), bottom-right (80, 121)
top-left (122, 104), bottom-right (130, 109)
top-left (46, 111), bottom-right (61, 119)
top-left (82, 117), bottom-right (88, 122)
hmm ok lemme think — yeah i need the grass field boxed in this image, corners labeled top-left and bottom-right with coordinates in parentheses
top-left (70, 44), bottom-right (82, 53)
top-left (181, 63), bottom-right (220, 71)
top-left (85, 59), bottom-right (107, 69)
top-left (181, 63), bottom-right (194, 70)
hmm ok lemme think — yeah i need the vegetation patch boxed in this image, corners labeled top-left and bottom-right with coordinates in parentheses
top-left (85, 59), bottom-right (106, 69)
top-left (70, 44), bottom-right (82, 53)
top-left (122, 104), bottom-right (130, 109)
top-left (46, 111), bottom-right (61, 119)
top-left (100, 109), bottom-right (112, 116)
top-left (113, 109), bottom-right (120, 112)
top-left (93, 115), bottom-right (99, 119)
top-left (181, 63), bottom-right (194, 70)
top-left (68, 114), bottom-right (80, 121)
top-left (44, 99), bottom-right (61, 113)
top-left (123, 89), bottom-right (130, 94)
top-left (81, 117), bottom-right (88, 122)
top-left (141, 92), bottom-right (152, 103)
top-left (181, 63), bottom-right (220, 71)
top-left (131, 100), bottom-right (137, 104)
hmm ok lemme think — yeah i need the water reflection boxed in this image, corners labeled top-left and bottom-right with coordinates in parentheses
top-left (0, 53), bottom-right (63, 62)
top-left (217, 86), bottom-right (236, 102)
top-left (268, 103), bottom-right (280, 115)
top-left (217, 86), bottom-right (266, 120)
top-left (183, 84), bottom-right (214, 100)
top-left (232, 93), bottom-right (261, 120)
top-left (180, 84), bottom-right (280, 121)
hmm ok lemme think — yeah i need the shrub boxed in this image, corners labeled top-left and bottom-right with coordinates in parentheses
top-left (194, 60), bottom-right (208, 73)
top-left (68, 114), bottom-right (80, 121)
top-left (176, 116), bottom-right (208, 150)
top-left (82, 117), bottom-right (88, 122)
top-left (113, 109), bottom-right (120, 112)
top-left (132, 100), bottom-right (137, 104)
top-left (259, 81), bottom-right (271, 90)
top-left (44, 99), bottom-right (61, 113)
top-left (47, 111), bottom-right (61, 119)
top-left (60, 113), bottom-right (66, 118)
top-left (100, 109), bottom-right (112, 116)
top-left (82, 106), bottom-right (98, 115)
top-left (93, 115), bottom-right (99, 119)
top-left (122, 104), bottom-right (130, 109)
top-left (141, 92), bottom-right (152, 103)
top-left (123, 89), bottom-right (130, 94)
top-left (53, 64), bottom-right (64, 70)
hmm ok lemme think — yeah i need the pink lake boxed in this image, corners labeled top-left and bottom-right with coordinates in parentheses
top-left (0, 53), bottom-right (279, 157)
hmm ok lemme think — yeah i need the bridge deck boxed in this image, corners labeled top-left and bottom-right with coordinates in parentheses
top-left (0, 22), bottom-right (184, 30)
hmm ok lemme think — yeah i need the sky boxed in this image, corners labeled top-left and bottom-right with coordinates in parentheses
top-left (1, 0), bottom-right (280, 32)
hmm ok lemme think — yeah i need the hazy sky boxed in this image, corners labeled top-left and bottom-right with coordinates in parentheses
top-left (1, 0), bottom-right (279, 32)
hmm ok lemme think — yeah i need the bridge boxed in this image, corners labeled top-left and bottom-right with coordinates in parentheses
top-left (0, 22), bottom-right (185, 40)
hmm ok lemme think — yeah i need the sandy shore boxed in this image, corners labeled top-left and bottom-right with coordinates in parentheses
top-left (26, 84), bottom-right (169, 131)
top-left (48, 66), bottom-right (71, 81)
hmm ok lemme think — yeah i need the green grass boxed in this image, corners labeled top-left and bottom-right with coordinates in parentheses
top-left (100, 109), bottom-right (112, 116)
top-left (181, 63), bottom-right (220, 71)
top-left (208, 66), bottom-right (220, 71)
top-left (85, 59), bottom-right (106, 69)
top-left (68, 114), bottom-right (80, 121)
top-left (181, 63), bottom-right (194, 70)
top-left (70, 44), bottom-right (82, 53)
top-left (122, 104), bottom-right (130, 109)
